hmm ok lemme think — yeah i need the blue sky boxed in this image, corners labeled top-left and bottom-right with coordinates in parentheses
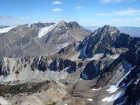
top-left (0, 0), bottom-right (140, 26)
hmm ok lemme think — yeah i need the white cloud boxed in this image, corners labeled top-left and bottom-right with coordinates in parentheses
top-left (0, 16), bottom-right (13, 21)
top-left (100, 0), bottom-right (111, 3)
top-left (53, 8), bottom-right (62, 11)
top-left (16, 17), bottom-right (30, 20)
top-left (95, 8), bottom-right (140, 16)
top-left (112, 19), bottom-right (122, 21)
top-left (0, 16), bottom-right (30, 21)
top-left (133, 18), bottom-right (140, 21)
top-left (0, 16), bottom-right (32, 26)
top-left (76, 6), bottom-right (83, 9)
top-left (96, 13), bottom-right (112, 16)
top-left (125, 19), bottom-right (130, 22)
top-left (100, 0), bottom-right (124, 3)
top-left (52, 1), bottom-right (62, 4)
top-left (115, 8), bottom-right (140, 15)
top-left (100, 0), bottom-right (137, 3)
top-left (112, 19), bottom-right (130, 22)
top-left (128, 0), bottom-right (138, 1)
top-left (114, 0), bottom-right (124, 2)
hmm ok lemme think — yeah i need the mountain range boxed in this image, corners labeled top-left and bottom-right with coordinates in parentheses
top-left (0, 21), bottom-right (140, 105)
top-left (85, 26), bottom-right (140, 37)
top-left (0, 21), bottom-right (89, 59)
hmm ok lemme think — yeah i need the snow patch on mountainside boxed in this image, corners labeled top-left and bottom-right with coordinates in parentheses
top-left (38, 25), bottom-right (54, 38)
top-left (107, 61), bottom-right (134, 88)
top-left (38, 21), bottom-right (66, 38)
top-left (102, 92), bottom-right (122, 102)
top-left (38, 23), bottom-right (57, 38)
top-left (92, 88), bottom-right (101, 91)
top-left (87, 98), bottom-right (93, 101)
top-left (0, 97), bottom-right (10, 105)
top-left (106, 85), bottom-right (118, 93)
top-left (79, 42), bottom-right (88, 58)
top-left (116, 69), bottom-right (133, 86)
top-left (28, 24), bottom-right (31, 27)
top-left (0, 26), bottom-right (15, 33)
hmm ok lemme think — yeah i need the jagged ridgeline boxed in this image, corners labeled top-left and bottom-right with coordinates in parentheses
top-left (0, 22), bottom-right (140, 105)
top-left (0, 21), bottom-right (89, 59)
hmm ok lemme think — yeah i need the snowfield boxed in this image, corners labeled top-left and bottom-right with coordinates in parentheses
top-left (102, 92), bottom-right (121, 102)
top-left (38, 24), bottom-right (55, 38)
top-left (106, 85), bottom-right (118, 93)
top-left (0, 26), bottom-right (15, 33)
top-left (0, 97), bottom-right (10, 105)
top-left (38, 22), bottom-right (61, 38)
top-left (87, 98), bottom-right (93, 101)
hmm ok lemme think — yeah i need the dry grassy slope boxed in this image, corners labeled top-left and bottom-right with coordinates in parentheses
top-left (0, 81), bottom-right (68, 105)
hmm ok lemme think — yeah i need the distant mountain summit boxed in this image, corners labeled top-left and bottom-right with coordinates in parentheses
top-left (78, 25), bottom-right (138, 59)
top-left (0, 21), bottom-right (90, 59)
top-left (30, 22), bottom-right (55, 28)
top-left (0, 25), bottom-right (9, 29)
top-left (85, 25), bottom-right (140, 37)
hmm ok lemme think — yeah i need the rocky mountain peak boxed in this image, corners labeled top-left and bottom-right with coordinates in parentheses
top-left (103, 24), bottom-right (112, 28)
top-left (68, 21), bottom-right (80, 28)
top-left (78, 25), bottom-right (122, 58)
top-left (59, 20), bottom-right (66, 24)
top-left (89, 25), bottom-right (121, 45)
top-left (0, 25), bottom-right (9, 29)
top-left (52, 21), bottom-right (68, 32)
top-left (57, 21), bottom-right (67, 26)
top-left (29, 22), bottom-right (55, 28)
top-left (98, 25), bottom-right (120, 36)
